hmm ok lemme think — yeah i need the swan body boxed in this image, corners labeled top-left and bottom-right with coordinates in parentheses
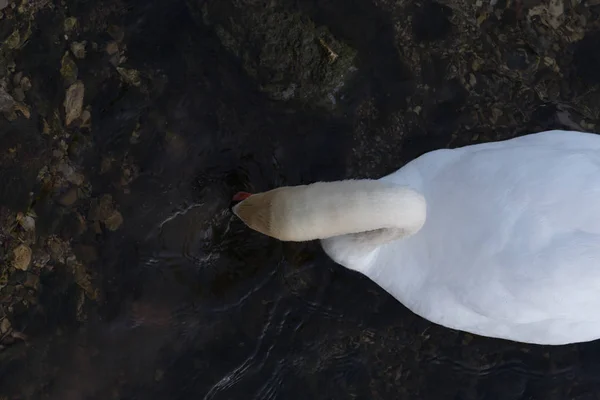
top-left (233, 130), bottom-right (600, 345)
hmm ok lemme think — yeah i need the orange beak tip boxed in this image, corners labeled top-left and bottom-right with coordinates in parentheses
top-left (232, 191), bottom-right (253, 202)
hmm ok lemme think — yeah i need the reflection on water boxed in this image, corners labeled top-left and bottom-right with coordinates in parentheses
top-left (2, 0), bottom-right (600, 399)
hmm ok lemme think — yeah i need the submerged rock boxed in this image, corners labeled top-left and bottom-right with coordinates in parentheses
top-left (64, 80), bottom-right (85, 126)
top-left (0, 318), bottom-right (11, 335)
top-left (4, 30), bottom-right (21, 49)
top-left (16, 212), bottom-right (35, 232)
top-left (60, 52), bottom-right (78, 86)
top-left (194, 1), bottom-right (357, 109)
top-left (103, 210), bottom-right (123, 231)
top-left (12, 244), bottom-right (32, 271)
top-left (89, 194), bottom-right (123, 231)
top-left (70, 41), bottom-right (86, 59)
top-left (63, 16), bottom-right (77, 33)
top-left (116, 67), bottom-right (141, 87)
top-left (0, 86), bottom-right (15, 113)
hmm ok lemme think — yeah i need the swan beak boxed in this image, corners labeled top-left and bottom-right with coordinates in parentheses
top-left (231, 191), bottom-right (253, 216)
top-left (232, 191), bottom-right (253, 202)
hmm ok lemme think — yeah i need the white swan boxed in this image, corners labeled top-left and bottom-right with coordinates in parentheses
top-left (232, 130), bottom-right (600, 345)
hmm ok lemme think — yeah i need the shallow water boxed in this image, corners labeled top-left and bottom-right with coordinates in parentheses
top-left (3, 0), bottom-right (600, 398)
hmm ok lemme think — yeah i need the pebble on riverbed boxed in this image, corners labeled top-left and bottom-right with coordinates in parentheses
top-left (89, 194), bottom-right (123, 231)
top-left (0, 86), bottom-right (15, 113)
top-left (64, 80), bottom-right (85, 126)
top-left (12, 244), bottom-right (32, 271)
top-left (0, 318), bottom-right (11, 335)
top-left (70, 41), bottom-right (86, 59)
top-left (60, 52), bottom-right (78, 86)
top-left (16, 212), bottom-right (35, 232)
top-left (116, 67), bottom-right (141, 87)
top-left (199, 3), bottom-right (357, 109)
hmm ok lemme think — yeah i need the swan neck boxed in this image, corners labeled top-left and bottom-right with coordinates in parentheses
top-left (274, 179), bottom-right (426, 242)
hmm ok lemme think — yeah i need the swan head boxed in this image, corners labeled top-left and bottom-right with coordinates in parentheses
top-left (231, 189), bottom-right (296, 241)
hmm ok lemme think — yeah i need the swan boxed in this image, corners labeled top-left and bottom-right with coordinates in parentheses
top-left (232, 130), bottom-right (600, 345)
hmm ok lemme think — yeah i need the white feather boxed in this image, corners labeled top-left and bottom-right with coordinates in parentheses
top-left (321, 130), bottom-right (600, 345)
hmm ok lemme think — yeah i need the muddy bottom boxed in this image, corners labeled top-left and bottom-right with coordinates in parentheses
top-left (2, 0), bottom-right (600, 398)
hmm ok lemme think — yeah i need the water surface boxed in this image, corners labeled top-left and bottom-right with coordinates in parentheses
top-left (2, 0), bottom-right (600, 399)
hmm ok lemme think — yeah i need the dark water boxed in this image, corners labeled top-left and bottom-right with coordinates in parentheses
top-left (2, 0), bottom-right (600, 399)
